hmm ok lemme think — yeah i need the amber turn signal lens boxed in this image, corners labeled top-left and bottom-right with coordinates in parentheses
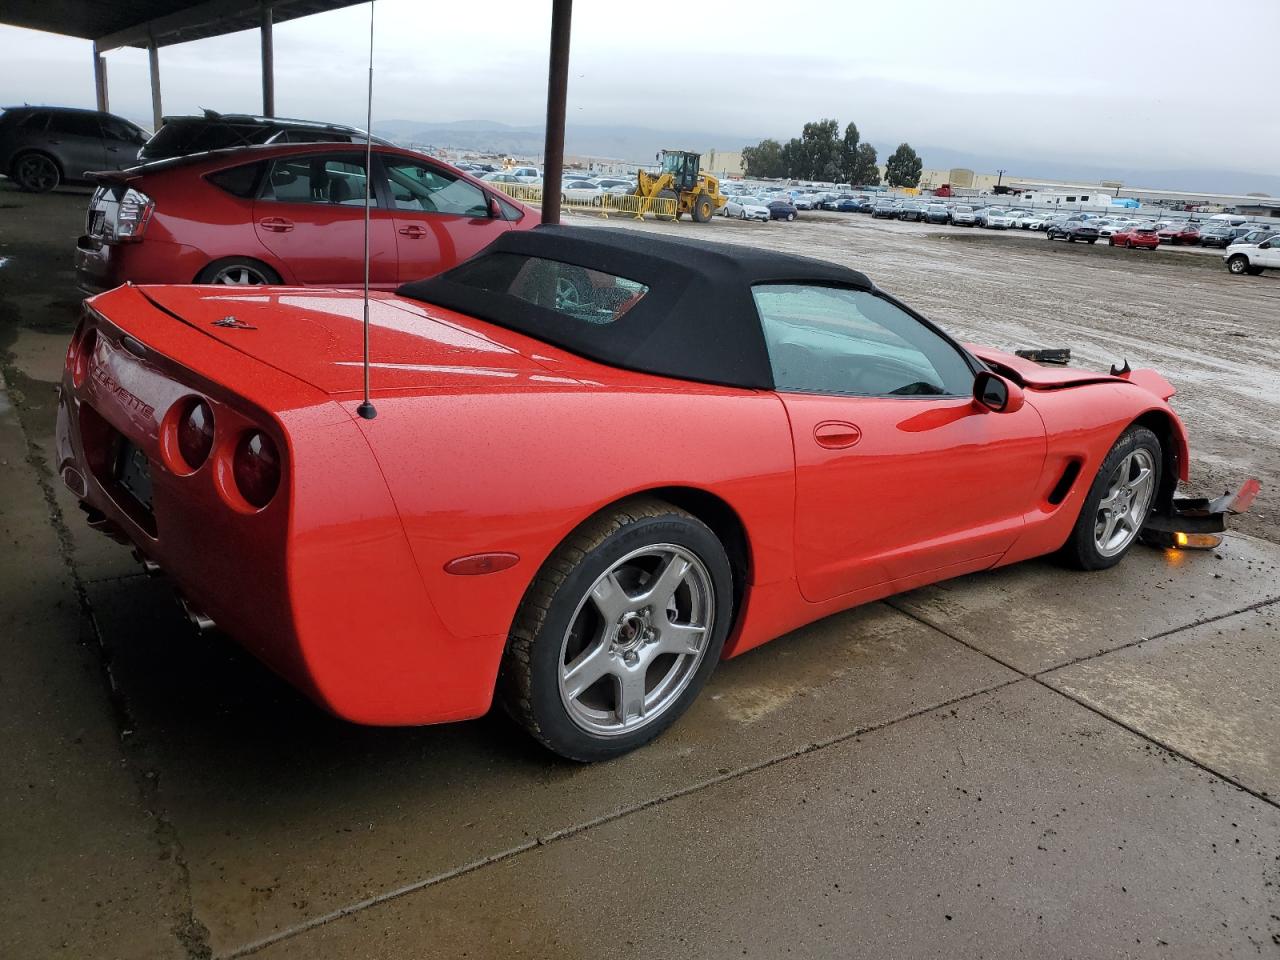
top-left (233, 430), bottom-right (280, 509)
top-left (176, 399), bottom-right (215, 470)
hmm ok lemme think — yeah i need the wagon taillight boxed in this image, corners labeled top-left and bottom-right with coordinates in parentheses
top-left (233, 430), bottom-right (280, 509)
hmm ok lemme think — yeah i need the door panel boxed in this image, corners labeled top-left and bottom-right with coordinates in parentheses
top-left (783, 393), bottom-right (1047, 601)
top-left (45, 113), bottom-right (106, 178)
top-left (379, 156), bottom-right (511, 283)
top-left (252, 153), bottom-right (398, 287)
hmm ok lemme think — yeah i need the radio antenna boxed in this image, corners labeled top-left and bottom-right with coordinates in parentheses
top-left (355, 0), bottom-right (377, 420)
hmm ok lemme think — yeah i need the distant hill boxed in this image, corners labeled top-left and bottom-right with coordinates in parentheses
top-left (372, 119), bottom-right (1277, 197)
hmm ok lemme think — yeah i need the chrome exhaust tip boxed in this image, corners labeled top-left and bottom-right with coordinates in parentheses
top-left (131, 549), bottom-right (161, 576)
top-left (178, 596), bottom-right (215, 633)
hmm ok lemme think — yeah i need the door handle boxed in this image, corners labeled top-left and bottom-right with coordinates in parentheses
top-left (814, 420), bottom-right (862, 449)
top-left (398, 225), bottom-right (427, 238)
top-left (259, 217), bottom-right (295, 232)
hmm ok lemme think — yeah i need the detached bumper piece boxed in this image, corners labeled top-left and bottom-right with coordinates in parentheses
top-left (1141, 478), bottom-right (1261, 550)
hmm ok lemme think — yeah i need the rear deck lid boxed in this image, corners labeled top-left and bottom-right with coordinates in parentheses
top-left (133, 286), bottom-right (577, 394)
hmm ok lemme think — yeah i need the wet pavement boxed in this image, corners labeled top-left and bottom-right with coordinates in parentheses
top-left (2, 183), bottom-right (1278, 959)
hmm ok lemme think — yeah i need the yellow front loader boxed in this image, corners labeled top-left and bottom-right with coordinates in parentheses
top-left (635, 150), bottom-right (725, 223)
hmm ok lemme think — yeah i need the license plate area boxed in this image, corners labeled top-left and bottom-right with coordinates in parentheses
top-left (115, 440), bottom-right (154, 512)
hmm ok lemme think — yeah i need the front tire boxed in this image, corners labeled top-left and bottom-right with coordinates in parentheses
top-left (1227, 255), bottom-right (1249, 275)
top-left (499, 499), bottom-right (733, 762)
top-left (1060, 426), bottom-right (1162, 571)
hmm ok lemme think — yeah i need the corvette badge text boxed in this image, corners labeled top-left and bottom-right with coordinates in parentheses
top-left (91, 365), bottom-right (156, 419)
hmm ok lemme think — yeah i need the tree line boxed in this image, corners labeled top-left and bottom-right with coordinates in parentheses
top-left (740, 120), bottom-right (923, 188)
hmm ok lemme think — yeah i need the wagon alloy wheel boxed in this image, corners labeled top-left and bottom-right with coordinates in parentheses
top-left (1092, 449), bottom-right (1157, 558)
top-left (1060, 425), bottom-right (1162, 571)
top-left (500, 498), bottom-right (733, 761)
top-left (15, 153), bottom-right (59, 192)
top-left (558, 544), bottom-right (714, 735)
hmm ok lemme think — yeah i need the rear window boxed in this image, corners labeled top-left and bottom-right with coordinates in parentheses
top-left (207, 162), bottom-right (265, 198)
top-left (46, 112), bottom-right (102, 138)
top-left (446, 253), bottom-right (649, 325)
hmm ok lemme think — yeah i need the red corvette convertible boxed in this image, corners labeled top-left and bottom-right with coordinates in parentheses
top-left (58, 227), bottom-right (1198, 760)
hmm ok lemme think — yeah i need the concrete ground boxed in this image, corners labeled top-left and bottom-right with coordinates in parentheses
top-left (2, 182), bottom-right (1278, 960)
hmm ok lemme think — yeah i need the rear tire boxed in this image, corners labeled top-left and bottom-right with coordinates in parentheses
top-left (691, 194), bottom-right (715, 223)
top-left (195, 258), bottom-right (282, 286)
top-left (786, 212), bottom-right (796, 222)
top-left (1059, 426), bottom-right (1162, 571)
top-left (12, 152), bottom-right (61, 193)
top-left (499, 498), bottom-right (733, 762)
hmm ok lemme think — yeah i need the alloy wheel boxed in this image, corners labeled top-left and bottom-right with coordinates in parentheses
top-left (212, 264), bottom-right (272, 285)
top-left (1093, 449), bottom-right (1156, 557)
top-left (16, 154), bottom-right (58, 192)
top-left (557, 544), bottom-right (715, 736)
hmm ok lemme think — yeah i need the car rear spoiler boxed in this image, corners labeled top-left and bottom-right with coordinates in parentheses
top-left (1141, 478), bottom-right (1261, 550)
top-left (84, 168), bottom-right (140, 186)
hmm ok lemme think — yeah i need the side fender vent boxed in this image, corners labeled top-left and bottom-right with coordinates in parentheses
top-left (1047, 460), bottom-right (1083, 506)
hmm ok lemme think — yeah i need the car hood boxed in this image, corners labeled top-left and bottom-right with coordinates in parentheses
top-left (131, 285), bottom-right (576, 395)
top-left (967, 345), bottom-right (1175, 400)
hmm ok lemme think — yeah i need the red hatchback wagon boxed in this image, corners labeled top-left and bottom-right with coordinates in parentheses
top-left (75, 142), bottom-right (534, 292)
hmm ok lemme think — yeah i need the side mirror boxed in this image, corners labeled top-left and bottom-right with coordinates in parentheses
top-left (1260, 241), bottom-right (1272, 249)
top-left (487, 195), bottom-right (505, 219)
top-left (973, 370), bottom-right (1025, 413)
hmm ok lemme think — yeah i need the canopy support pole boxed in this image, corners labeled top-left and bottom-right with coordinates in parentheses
top-left (260, 3), bottom-right (275, 117)
top-left (92, 42), bottom-right (109, 112)
top-left (540, 0), bottom-right (572, 225)
top-left (147, 40), bottom-right (163, 130)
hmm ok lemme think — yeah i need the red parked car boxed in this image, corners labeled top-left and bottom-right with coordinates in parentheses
top-left (1156, 223), bottom-right (1199, 245)
top-left (74, 142), bottom-right (534, 293)
top-left (1109, 225), bottom-right (1160, 249)
top-left (59, 228), bottom-right (1217, 761)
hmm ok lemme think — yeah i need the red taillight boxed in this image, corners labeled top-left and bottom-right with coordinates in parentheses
top-left (176, 399), bottom-right (215, 470)
top-left (66, 318), bottom-right (87, 370)
top-left (72, 328), bottom-right (97, 388)
top-left (233, 430), bottom-right (280, 508)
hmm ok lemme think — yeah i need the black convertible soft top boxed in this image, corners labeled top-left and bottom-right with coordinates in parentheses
top-left (396, 225), bottom-right (874, 390)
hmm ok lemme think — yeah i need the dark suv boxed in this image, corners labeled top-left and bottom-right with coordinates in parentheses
top-left (1, 106), bottom-right (147, 192)
top-left (138, 112), bottom-right (388, 162)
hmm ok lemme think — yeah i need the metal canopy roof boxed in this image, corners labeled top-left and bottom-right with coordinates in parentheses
top-left (2, 0), bottom-right (365, 51)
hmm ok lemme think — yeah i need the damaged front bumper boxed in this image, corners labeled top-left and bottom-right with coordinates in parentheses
top-left (1141, 478), bottom-right (1261, 549)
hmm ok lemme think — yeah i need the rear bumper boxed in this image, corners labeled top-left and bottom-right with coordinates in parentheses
top-left (75, 235), bottom-right (212, 293)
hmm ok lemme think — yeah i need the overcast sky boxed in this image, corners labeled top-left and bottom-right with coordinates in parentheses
top-left (2, 0), bottom-right (1277, 176)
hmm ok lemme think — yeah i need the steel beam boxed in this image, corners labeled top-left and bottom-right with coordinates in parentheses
top-left (540, 0), bottom-right (572, 225)
top-left (147, 41), bottom-right (162, 130)
top-left (260, 3), bottom-right (274, 118)
top-left (92, 41), bottom-right (108, 112)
